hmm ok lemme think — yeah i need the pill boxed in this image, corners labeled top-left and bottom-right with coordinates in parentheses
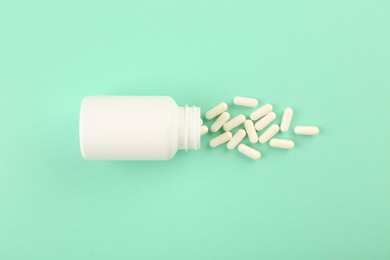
top-left (200, 125), bottom-right (208, 135)
top-left (238, 144), bottom-right (261, 160)
top-left (250, 104), bottom-right (273, 121)
top-left (270, 138), bottom-right (295, 149)
top-left (280, 107), bottom-right (293, 132)
top-left (254, 112), bottom-right (276, 131)
top-left (233, 96), bottom-right (258, 107)
top-left (200, 118), bottom-right (203, 125)
top-left (223, 114), bottom-right (246, 132)
top-left (294, 126), bottom-right (320, 135)
top-left (210, 112), bottom-right (230, 132)
top-left (205, 102), bottom-right (228, 120)
top-left (227, 129), bottom-right (246, 150)
top-left (259, 124), bottom-right (280, 144)
top-left (244, 120), bottom-right (258, 143)
top-left (209, 132), bottom-right (233, 148)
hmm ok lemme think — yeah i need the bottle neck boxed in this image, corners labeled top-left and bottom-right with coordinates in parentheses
top-left (178, 105), bottom-right (201, 151)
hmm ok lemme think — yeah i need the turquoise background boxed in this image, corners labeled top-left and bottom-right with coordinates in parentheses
top-left (1, 0), bottom-right (390, 259)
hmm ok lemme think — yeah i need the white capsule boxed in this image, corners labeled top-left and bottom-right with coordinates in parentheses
top-left (280, 107), bottom-right (293, 132)
top-left (233, 96), bottom-right (258, 107)
top-left (250, 104), bottom-right (273, 121)
top-left (200, 125), bottom-right (208, 135)
top-left (254, 112), bottom-right (276, 131)
top-left (199, 118), bottom-right (203, 125)
top-left (205, 102), bottom-right (228, 120)
top-left (210, 112), bottom-right (230, 132)
top-left (209, 132), bottom-right (232, 148)
top-left (244, 120), bottom-right (258, 143)
top-left (294, 126), bottom-right (320, 135)
top-left (227, 129), bottom-right (246, 150)
top-left (270, 138), bottom-right (295, 149)
top-left (259, 124), bottom-right (280, 144)
top-left (238, 144), bottom-right (261, 160)
top-left (223, 114), bottom-right (246, 132)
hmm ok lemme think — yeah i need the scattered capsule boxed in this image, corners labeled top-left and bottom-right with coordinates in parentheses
top-left (280, 108), bottom-right (293, 132)
top-left (205, 102), bottom-right (228, 120)
top-left (209, 132), bottom-right (232, 148)
top-left (200, 125), bottom-right (208, 135)
top-left (244, 120), bottom-right (258, 143)
top-left (254, 112), bottom-right (276, 131)
top-left (233, 96), bottom-right (258, 107)
top-left (259, 124), bottom-right (280, 144)
top-left (223, 114), bottom-right (246, 132)
top-left (294, 126), bottom-right (320, 135)
top-left (238, 144), bottom-right (261, 160)
top-left (250, 104), bottom-right (273, 121)
top-left (227, 129), bottom-right (246, 150)
top-left (210, 112), bottom-right (230, 132)
top-left (199, 118), bottom-right (203, 125)
top-left (270, 138), bottom-right (295, 149)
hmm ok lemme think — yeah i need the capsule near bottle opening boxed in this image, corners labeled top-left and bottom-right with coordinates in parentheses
top-left (79, 96), bottom-right (201, 160)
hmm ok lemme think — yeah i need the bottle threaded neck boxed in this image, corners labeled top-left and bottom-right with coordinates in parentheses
top-left (178, 105), bottom-right (201, 151)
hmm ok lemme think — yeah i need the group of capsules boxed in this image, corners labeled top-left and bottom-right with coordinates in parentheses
top-left (199, 97), bottom-right (320, 160)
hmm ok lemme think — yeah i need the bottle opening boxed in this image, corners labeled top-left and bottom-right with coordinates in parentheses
top-left (178, 105), bottom-right (201, 151)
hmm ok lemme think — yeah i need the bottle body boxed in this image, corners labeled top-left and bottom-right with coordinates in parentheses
top-left (79, 96), bottom-right (200, 160)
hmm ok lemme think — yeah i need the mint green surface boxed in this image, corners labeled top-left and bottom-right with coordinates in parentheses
top-left (1, 1), bottom-right (390, 259)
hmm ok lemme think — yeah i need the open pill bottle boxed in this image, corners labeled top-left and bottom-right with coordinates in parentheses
top-left (79, 96), bottom-right (201, 160)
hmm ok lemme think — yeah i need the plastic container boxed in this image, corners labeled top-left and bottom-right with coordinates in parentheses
top-left (79, 96), bottom-right (201, 160)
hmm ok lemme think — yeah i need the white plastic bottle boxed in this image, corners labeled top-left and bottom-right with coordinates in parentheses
top-left (79, 96), bottom-right (201, 160)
